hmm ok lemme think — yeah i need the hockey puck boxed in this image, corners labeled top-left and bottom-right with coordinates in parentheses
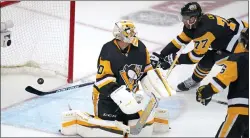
top-left (37, 78), bottom-right (44, 85)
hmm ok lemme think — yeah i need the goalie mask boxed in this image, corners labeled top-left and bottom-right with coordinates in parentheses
top-left (113, 20), bottom-right (139, 47)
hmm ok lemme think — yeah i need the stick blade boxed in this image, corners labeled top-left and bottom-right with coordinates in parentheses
top-left (25, 86), bottom-right (45, 96)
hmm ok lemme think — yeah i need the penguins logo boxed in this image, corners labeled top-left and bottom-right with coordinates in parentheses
top-left (189, 4), bottom-right (197, 11)
top-left (120, 64), bottom-right (143, 92)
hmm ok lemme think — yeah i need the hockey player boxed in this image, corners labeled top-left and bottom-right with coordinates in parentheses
top-left (60, 20), bottom-right (175, 137)
top-left (151, 2), bottom-right (248, 91)
top-left (196, 28), bottom-right (249, 138)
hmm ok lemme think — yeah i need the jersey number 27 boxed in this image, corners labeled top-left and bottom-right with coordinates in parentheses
top-left (207, 14), bottom-right (236, 31)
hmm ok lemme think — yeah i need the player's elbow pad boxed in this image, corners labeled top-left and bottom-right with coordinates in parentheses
top-left (110, 85), bottom-right (142, 114)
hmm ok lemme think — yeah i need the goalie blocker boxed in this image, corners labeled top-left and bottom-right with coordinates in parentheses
top-left (60, 68), bottom-right (175, 137)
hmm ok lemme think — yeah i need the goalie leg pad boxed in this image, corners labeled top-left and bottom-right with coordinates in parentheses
top-left (61, 110), bottom-right (124, 137)
top-left (60, 110), bottom-right (78, 136)
top-left (126, 109), bottom-right (155, 137)
top-left (141, 68), bottom-right (176, 99)
top-left (153, 108), bottom-right (170, 133)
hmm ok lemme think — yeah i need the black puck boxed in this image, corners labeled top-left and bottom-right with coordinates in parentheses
top-left (37, 78), bottom-right (44, 85)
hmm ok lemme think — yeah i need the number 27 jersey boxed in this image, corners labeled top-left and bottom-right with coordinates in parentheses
top-left (162, 14), bottom-right (248, 64)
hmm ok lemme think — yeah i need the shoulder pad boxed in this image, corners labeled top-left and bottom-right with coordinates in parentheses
top-left (100, 39), bottom-right (116, 59)
top-left (200, 14), bottom-right (217, 25)
top-left (196, 14), bottom-right (218, 32)
top-left (137, 39), bottom-right (145, 47)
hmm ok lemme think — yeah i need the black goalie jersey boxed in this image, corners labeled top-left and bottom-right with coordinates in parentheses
top-left (92, 38), bottom-right (153, 103)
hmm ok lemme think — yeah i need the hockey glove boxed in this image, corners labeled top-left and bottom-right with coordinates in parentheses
top-left (150, 52), bottom-right (176, 70)
top-left (196, 85), bottom-right (215, 106)
top-left (161, 53), bottom-right (175, 70)
top-left (150, 52), bottom-right (162, 68)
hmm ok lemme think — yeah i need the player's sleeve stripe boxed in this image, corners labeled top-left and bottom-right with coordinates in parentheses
top-left (144, 64), bottom-right (153, 73)
top-left (172, 32), bottom-right (192, 49)
top-left (178, 32), bottom-right (192, 42)
top-left (214, 77), bottom-right (227, 88)
top-left (171, 39), bottom-right (182, 49)
top-left (96, 74), bottom-right (115, 82)
top-left (188, 51), bottom-right (203, 63)
top-left (210, 77), bottom-right (227, 93)
top-left (226, 19), bottom-right (244, 52)
top-left (177, 36), bottom-right (189, 45)
top-left (228, 98), bottom-right (249, 106)
top-left (95, 77), bottom-right (116, 89)
top-left (172, 32), bottom-right (191, 49)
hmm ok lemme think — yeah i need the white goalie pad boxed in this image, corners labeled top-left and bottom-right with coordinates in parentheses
top-left (141, 68), bottom-right (176, 99)
top-left (61, 110), bottom-right (160, 137)
top-left (60, 110), bottom-right (124, 137)
top-left (153, 108), bottom-right (170, 133)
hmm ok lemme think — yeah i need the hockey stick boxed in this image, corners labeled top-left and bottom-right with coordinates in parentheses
top-left (25, 81), bottom-right (95, 96)
top-left (116, 47), bottom-right (184, 135)
top-left (115, 93), bottom-right (158, 135)
top-left (212, 99), bottom-right (227, 105)
top-left (165, 46), bottom-right (185, 78)
top-left (129, 93), bottom-right (158, 135)
top-left (128, 47), bottom-right (185, 135)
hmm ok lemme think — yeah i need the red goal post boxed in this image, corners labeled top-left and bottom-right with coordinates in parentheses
top-left (1, 1), bottom-right (75, 83)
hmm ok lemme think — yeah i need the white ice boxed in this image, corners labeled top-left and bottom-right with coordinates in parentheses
top-left (1, 1), bottom-right (248, 137)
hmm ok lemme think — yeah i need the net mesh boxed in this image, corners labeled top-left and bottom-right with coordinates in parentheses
top-left (1, 1), bottom-right (72, 78)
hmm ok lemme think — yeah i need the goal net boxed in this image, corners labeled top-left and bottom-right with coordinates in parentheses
top-left (1, 1), bottom-right (75, 83)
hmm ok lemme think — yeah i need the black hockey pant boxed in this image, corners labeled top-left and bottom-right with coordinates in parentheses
top-left (215, 114), bottom-right (249, 138)
top-left (96, 99), bottom-right (140, 124)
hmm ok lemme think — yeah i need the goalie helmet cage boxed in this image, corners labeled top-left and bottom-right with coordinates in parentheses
top-left (0, 1), bottom-right (75, 83)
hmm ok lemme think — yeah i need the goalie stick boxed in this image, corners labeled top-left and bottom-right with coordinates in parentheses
top-left (115, 93), bottom-right (158, 135)
top-left (116, 46), bottom-right (185, 135)
top-left (25, 81), bottom-right (95, 96)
